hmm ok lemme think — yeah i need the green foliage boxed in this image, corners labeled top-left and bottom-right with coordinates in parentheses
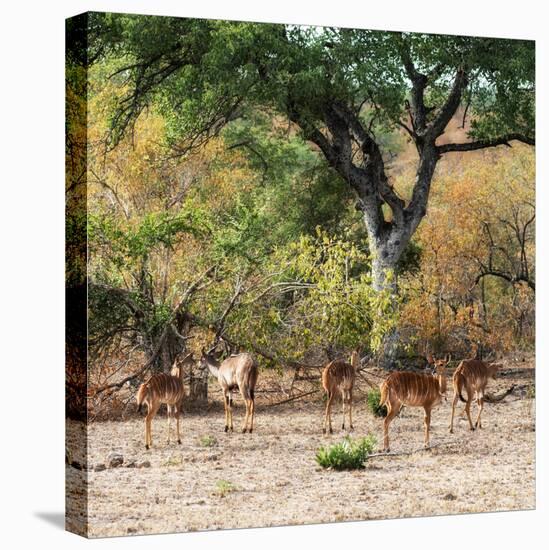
top-left (279, 229), bottom-right (398, 351)
top-left (89, 16), bottom-right (534, 153)
top-left (213, 227), bottom-right (400, 370)
top-left (366, 389), bottom-right (388, 417)
top-left (214, 479), bottom-right (237, 497)
top-left (199, 435), bottom-right (218, 448)
top-left (88, 208), bottom-right (210, 266)
top-left (315, 435), bottom-right (377, 470)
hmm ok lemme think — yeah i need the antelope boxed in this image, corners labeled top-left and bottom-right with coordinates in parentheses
top-left (379, 354), bottom-right (449, 452)
top-left (449, 359), bottom-right (501, 433)
top-left (321, 350), bottom-right (359, 434)
top-left (199, 348), bottom-right (258, 433)
top-left (136, 353), bottom-right (193, 450)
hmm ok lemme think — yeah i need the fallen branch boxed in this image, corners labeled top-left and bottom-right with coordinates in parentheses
top-left (483, 384), bottom-right (516, 403)
top-left (265, 389), bottom-right (320, 408)
top-left (368, 439), bottom-right (456, 459)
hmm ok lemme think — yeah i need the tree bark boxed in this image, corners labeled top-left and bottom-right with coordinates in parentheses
top-left (368, 232), bottom-right (405, 368)
top-left (189, 361), bottom-right (209, 404)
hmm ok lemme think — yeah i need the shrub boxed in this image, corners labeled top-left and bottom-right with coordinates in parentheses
top-left (367, 388), bottom-right (387, 417)
top-left (315, 435), bottom-right (376, 470)
top-left (215, 479), bottom-right (237, 497)
top-left (162, 455), bottom-right (182, 467)
top-left (199, 434), bottom-right (218, 448)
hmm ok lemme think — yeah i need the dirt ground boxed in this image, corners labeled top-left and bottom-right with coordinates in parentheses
top-left (66, 357), bottom-right (535, 538)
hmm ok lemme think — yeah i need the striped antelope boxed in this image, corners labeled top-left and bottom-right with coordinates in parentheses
top-left (199, 348), bottom-right (258, 433)
top-left (136, 353), bottom-right (192, 450)
top-left (379, 354), bottom-right (449, 452)
top-left (321, 350), bottom-right (359, 434)
top-left (449, 359), bottom-right (501, 433)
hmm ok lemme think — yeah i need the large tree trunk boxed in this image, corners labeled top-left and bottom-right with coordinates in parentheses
top-left (368, 226), bottom-right (410, 368)
top-left (357, 146), bottom-right (438, 367)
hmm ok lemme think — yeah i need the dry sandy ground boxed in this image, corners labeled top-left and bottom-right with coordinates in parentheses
top-left (67, 362), bottom-right (535, 538)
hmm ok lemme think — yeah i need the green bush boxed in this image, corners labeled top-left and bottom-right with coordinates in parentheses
top-left (215, 479), bottom-right (237, 497)
top-left (199, 434), bottom-right (218, 448)
top-left (316, 435), bottom-right (376, 470)
top-left (367, 388), bottom-right (387, 417)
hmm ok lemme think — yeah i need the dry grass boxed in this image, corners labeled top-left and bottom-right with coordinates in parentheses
top-left (67, 358), bottom-right (535, 538)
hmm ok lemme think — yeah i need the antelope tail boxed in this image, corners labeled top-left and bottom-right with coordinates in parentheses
top-left (243, 365), bottom-right (259, 400)
top-left (136, 383), bottom-right (148, 413)
top-left (455, 373), bottom-right (467, 403)
top-left (379, 382), bottom-right (388, 407)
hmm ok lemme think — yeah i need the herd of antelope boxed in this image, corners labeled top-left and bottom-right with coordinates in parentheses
top-left (136, 347), bottom-right (502, 452)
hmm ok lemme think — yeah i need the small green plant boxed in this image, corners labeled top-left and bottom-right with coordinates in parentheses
top-left (163, 455), bottom-right (182, 467)
top-left (199, 434), bottom-right (218, 448)
top-left (367, 388), bottom-right (387, 417)
top-left (215, 479), bottom-right (237, 497)
top-left (316, 435), bottom-right (376, 470)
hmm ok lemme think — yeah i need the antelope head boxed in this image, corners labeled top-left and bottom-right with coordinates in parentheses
top-left (170, 352), bottom-right (194, 378)
top-left (488, 362), bottom-right (502, 380)
top-left (199, 346), bottom-right (221, 377)
top-left (427, 353), bottom-right (450, 395)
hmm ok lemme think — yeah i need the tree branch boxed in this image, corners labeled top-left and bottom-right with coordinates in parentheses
top-left (473, 269), bottom-right (535, 292)
top-left (437, 133), bottom-right (535, 154)
top-left (426, 68), bottom-right (468, 141)
top-left (213, 275), bottom-right (245, 342)
top-left (329, 103), bottom-right (405, 228)
top-left (397, 35), bottom-right (428, 134)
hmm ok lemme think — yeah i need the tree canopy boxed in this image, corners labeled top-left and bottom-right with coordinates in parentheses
top-left (89, 14), bottom-right (534, 299)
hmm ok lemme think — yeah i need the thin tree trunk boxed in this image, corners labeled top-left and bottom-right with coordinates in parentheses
top-left (190, 361), bottom-right (208, 403)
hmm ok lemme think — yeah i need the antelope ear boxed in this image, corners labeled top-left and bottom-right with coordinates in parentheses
top-left (427, 353), bottom-right (434, 365)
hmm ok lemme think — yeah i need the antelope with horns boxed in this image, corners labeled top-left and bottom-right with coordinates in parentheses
top-left (136, 353), bottom-right (193, 450)
top-left (379, 354), bottom-right (449, 452)
top-left (449, 359), bottom-right (501, 433)
top-left (199, 348), bottom-right (258, 433)
top-left (322, 350), bottom-right (359, 434)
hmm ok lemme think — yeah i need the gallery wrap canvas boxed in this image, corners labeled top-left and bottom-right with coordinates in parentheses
top-left (66, 11), bottom-right (535, 538)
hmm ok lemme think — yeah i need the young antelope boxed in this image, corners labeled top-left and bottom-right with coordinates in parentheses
top-left (136, 353), bottom-right (192, 450)
top-left (321, 350), bottom-right (359, 434)
top-left (449, 359), bottom-right (500, 433)
top-left (199, 348), bottom-right (258, 433)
